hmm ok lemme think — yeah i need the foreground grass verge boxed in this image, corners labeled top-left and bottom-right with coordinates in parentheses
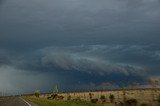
top-left (23, 96), bottom-right (103, 106)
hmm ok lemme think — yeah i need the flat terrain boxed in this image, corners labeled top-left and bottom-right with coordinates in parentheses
top-left (1, 89), bottom-right (159, 106)
top-left (37, 89), bottom-right (160, 106)
top-left (24, 96), bottom-right (102, 106)
top-left (0, 97), bottom-right (37, 106)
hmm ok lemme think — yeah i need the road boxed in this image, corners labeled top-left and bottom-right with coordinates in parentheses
top-left (0, 97), bottom-right (38, 106)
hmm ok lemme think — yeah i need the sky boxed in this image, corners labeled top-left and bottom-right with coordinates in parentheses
top-left (0, 0), bottom-right (160, 94)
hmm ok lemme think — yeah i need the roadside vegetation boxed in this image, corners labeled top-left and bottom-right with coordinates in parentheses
top-left (24, 96), bottom-right (102, 106)
top-left (23, 87), bottom-right (160, 106)
top-left (34, 90), bottom-right (40, 98)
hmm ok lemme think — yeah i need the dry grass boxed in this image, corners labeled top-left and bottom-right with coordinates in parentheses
top-left (24, 96), bottom-right (103, 106)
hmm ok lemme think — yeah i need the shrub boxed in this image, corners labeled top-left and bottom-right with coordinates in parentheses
top-left (47, 96), bottom-right (52, 99)
top-left (34, 90), bottom-right (40, 98)
top-left (158, 95), bottom-right (160, 103)
top-left (140, 103), bottom-right (147, 106)
top-left (126, 98), bottom-right (137, 104)
top-left (91, 98), bottom-right (98, 103)
top-left (73, 97), bottom-right (82, 101)
top-left (89, 93), bottom-right (94, 100)
top-left (51, 94), bottom-right (58, 99)
top-left (57, 95), bottom-right (64, 100)
top-left (100, 95), bottom-right (106, 103)
top-left (125, 98), bottom-right (137, 106)
top-left (109, 94), bottom-right (115, 103)
top-left (67, 95), bottom-right (71, 100)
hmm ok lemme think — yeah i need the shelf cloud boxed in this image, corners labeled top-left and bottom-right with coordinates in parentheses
top-left (0, 0), bottom-right (160, 93)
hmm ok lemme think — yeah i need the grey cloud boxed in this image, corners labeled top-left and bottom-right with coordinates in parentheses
top-left (0, 44), bottom-right (159, 93)
top-left (70, 82), bottom-right (119, 91)
top-left (0, 50), bottom-right (12, 66)
top-left (1, 44), bottom-right (159, 77)
top-left (0, 57), bottom-right (11, 66)
top-left (0, 0), bottom-right (4, 5)
top-left (41, 45), bottom-right (148, 76)
top-left (0, 0), bottom-right (160, 93)
top-left (0, 65), bottom-right (60, 94)
top-left (0, 0), bottom-right (160, 50)
top-left (153, 51), bottom-right (160, 60)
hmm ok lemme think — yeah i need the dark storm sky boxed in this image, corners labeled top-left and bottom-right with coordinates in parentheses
top-left (0, 0), bottom-right (160, 93)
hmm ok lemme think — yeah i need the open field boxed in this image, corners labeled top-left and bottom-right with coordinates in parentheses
top-left (1, 88), bottom-right (160, 106)
top-left (24, 96), bottom-right (103, 106)
top-left (36, 88), bottom-right (160, 106)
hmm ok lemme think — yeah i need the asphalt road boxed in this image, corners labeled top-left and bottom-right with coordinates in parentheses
top-left (0, 97), bottom-right (38, 106)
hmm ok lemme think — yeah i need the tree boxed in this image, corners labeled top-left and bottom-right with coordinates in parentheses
top-left (34, 90), bottom-right (40, 98)
top-left (100, 95), bottom-right (106, 103)
top-left (109, 94), bottom-right (115, 103)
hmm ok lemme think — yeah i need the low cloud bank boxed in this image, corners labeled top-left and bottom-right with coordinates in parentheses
top-left (0, 44), bottom-right (160, 93)
top-left (42, 51), bottom-right (146, 76)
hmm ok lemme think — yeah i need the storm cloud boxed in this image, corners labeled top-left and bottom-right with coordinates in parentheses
top-left (41, 45), bottom-right (147, 76)
top-left (0, 0), bottom-right (160, 93)
top-left (0, 0), bottom-right (160, 49)
top-left (0, 44), bottom-right (159, 93)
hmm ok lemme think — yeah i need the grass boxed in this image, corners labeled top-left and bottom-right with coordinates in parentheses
top-left (23, 96), bottom-right (103, 106)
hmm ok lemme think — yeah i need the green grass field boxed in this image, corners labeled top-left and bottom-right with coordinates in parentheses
top-left (24, 96), bottom-right (103, 106)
